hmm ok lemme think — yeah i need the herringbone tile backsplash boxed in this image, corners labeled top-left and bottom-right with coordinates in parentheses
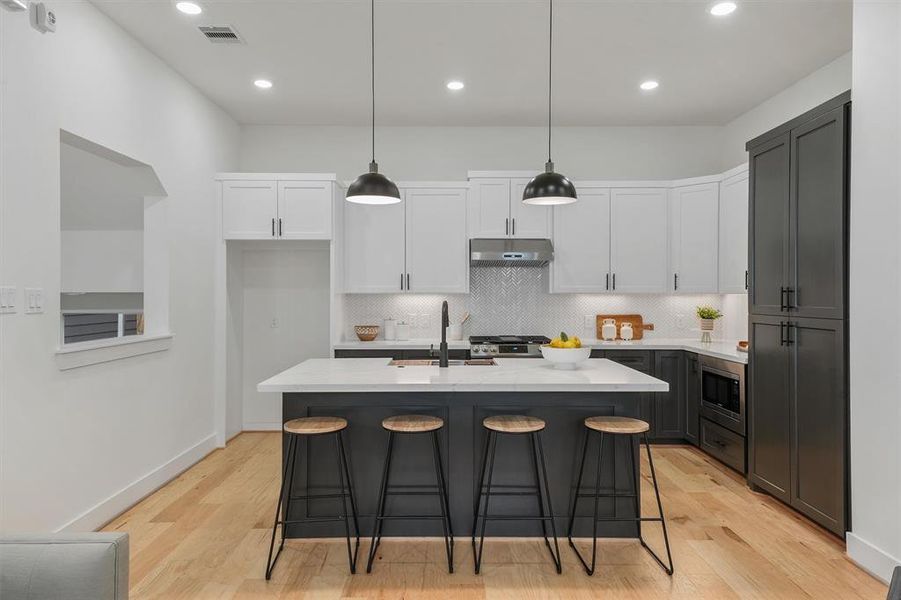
top-left (343, 267), bottom-right (747, 341)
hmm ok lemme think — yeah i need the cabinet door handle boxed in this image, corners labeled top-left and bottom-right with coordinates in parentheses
top-left (674, 273), bottom-right (678, 291)
top-left (606, 273), bottom-right (610, 291)
top-left (271, 218), bottom-right (275, 237)
top-left (786, 287), bottom-right (796, 310)
top-left (745, 270), bottom-right (749, 290)
top-left (785, 322), bottom-right (795, 346)
top-left (512, 218), bottom-right (516, 236)
top-left (406, 273), bottom-right (410, 290)
top-left (401, 273), bottom-right (404, 290)
top-left (505, 218), bottom-right (509, 236)
top-left (779, 321), bottom-right (785, 346)
top-left (780, 287), bottom-right (787, 311)
top-left (612, 273), bottom-right (616, 290)
top-left (278, 218), bottom-right (282, 237)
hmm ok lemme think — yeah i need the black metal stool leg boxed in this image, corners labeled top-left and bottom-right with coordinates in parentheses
top-left (640, 433), bottom-right (674, 575)
top-left (338, 431), bottom-right (361, 563)
top-left (529, 433), bottom-right (551, 545)
top-left (334, 432), bottom-right (358, 574)
top-left (366, 431), bottom-right (395, 573)
top-left (473, 431), bottom-right (497, 574)
top-left (566, 428), bottom-right (590, 543)
top-left (471, 429), bottom-right (493, 551)
top-left (535, 432), bottom-right (562, 574)
top-left (265, 433), bottom-right (297, 580)
top-left (431, 430), bottom-right (454, 573)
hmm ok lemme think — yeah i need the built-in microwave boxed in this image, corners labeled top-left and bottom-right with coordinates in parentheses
top-left (699, 355), bottom-right (746, 435)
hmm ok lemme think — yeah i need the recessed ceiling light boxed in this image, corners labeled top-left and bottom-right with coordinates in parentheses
top-left (640, 80), bottom-right (659, 91)
top-left (710, 2), bottom-right (737, 16)
top-left (254, 79), bottom-right (273, 89)
top-left (175, 2), bottom-right (202, 15)
top-left (446, 80), bottom-right (465, 91)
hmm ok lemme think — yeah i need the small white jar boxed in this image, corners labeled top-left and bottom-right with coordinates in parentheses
top-left (620, 322), bottom-right (634, 341)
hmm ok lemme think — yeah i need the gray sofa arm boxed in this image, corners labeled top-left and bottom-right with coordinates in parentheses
top-left (0, 533), bottom-right (128, 600)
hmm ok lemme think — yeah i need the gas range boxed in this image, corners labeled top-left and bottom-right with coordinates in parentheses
top-left (469, 335), bottom-right (551, 358)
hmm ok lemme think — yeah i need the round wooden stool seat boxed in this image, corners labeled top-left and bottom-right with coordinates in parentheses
top-left (382, 414), bottom-right (444, 433)
top-left (584, 416), bottom-right (649, 435)
top-left (483, 414), bottom-right (546, 434)
top-left (283, 416), bottom-right (347, 435)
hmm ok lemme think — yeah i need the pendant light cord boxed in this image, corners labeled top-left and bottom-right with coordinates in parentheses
top-left (547, 0), bottom-right (553, 165)
top-left (371, 0), bottom-right (376, 166)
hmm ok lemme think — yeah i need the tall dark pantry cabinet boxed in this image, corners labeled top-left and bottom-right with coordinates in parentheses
top-left (746, 91), bottom-right (850, 537)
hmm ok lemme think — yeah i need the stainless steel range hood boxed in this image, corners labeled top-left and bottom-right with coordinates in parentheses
top-left (470, 238), bottom-right (554, 267)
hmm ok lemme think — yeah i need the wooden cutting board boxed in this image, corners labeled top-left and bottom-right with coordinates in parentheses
top-left (595, 314), bottom-right (654, 340)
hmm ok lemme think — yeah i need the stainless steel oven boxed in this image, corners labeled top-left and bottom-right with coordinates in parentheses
top-left (699, 355), bottom-right (746, 435)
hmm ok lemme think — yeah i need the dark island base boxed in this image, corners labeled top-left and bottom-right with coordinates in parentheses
top-left (282, 391), bottom-right (644, 539)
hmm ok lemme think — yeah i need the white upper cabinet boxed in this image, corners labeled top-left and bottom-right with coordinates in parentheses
top-left (221, 176), bottom-right (334, 240)
top-left (510, 178), bottom-right (553, 238)
top-left (344, 196), bottom-right (406, 293)
top-left (222, 180), bottom-right (278, 239)
top-left (468, 177), bottom-right (551, 239)
top-left (468, 179), bottom-right (511, 238)
top-left (344, 184), bottom-right (469, 294)
top-left (610, 188), bottom-right (668, 293)
top-left (719, 168), bottom-right (750, 293)
top-left (669, 182), bottom-right (719, 293)
top-left (405, 187), bottom-right (468, 293)
top-left (277, 181), bottom-right (332, 239)
top-left (551, 187), bottom-right (611, 293)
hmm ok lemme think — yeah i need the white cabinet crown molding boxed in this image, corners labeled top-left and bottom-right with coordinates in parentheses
top-left (216, 173), bottom-right (337, 181)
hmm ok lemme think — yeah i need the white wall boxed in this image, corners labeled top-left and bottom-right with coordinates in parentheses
top-left (239, 244), bottom-right (331, 430)
top-left (240, 125), bottom-right (725, 181)
top-left (61, 230), bottom-right (143, 293)
top-left (0, 3), bottom-right (239, 533)
top-left (846, 1), bottom-right (901, 583)
top-left (720, 52), bottom-right (852, 169)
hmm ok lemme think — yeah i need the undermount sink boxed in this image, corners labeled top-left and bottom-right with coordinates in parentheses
top-left (389, 359), bottom-right (497, 367)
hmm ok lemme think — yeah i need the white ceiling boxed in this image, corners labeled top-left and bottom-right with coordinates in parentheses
top-left (90, 0), bottom-right (851, 126)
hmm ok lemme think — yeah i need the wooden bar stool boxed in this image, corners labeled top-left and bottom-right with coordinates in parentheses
top-left (265, 416), bottom-right (360, 579)
top-left (366, 415), bottom-right (454, 573)
top-left (566, 416), bottom-right (673, 576)
top-left (472, 415), bottom-right (562, 574)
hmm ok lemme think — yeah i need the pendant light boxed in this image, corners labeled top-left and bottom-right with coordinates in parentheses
top-left (522, 0), bottom-right (577, 206)
top-left (347, 0), bottom-right (400, 205)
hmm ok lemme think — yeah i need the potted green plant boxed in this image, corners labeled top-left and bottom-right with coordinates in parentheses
top-left (696, 306), bottom-right (723, 343)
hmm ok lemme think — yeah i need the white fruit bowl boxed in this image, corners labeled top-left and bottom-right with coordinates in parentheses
top-left (539, 345), bottom-right (592, 369)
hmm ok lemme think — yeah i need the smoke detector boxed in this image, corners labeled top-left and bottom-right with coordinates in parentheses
top-left (198, 25), bottom-right (244, 44)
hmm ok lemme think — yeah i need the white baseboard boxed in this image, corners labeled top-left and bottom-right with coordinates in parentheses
top-left (243, 421), bottom-right (282, 431)
top-left (847, 531), bottom-right (901, 584)
top-left (56, 433), bottom-right (218, 533)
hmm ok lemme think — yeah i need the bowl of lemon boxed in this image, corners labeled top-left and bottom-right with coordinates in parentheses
top-left (540, 332), bottom-right (592, 369)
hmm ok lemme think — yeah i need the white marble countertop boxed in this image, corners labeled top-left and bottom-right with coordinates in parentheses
top-left (333, 337), bottom-right (747, 364)
top-left (258, 357), bottom-right (669, 394)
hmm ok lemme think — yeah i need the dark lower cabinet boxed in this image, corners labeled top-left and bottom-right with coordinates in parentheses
top-left (748, 315), bottom-right (847, 536)
top-left (791, 318), bottom-right (846, 535)
top-left (748, 316), bottom-right (792, 503)
top-left (603, 351), bottom-right (655, 438)
top-left (684, 353), bottom-right (700, 446)
top-left (653, 351), bottom-right (684, 440)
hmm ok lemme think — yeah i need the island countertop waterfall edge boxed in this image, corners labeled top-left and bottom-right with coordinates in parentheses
top-left (259, 358), bottom-right (669, 539)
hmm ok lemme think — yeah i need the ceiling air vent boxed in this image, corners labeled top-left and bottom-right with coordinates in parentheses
top-left (198, 25), bottom-right (244, 44)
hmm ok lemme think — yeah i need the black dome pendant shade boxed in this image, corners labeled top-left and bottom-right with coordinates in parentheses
top-left (523, 161), bottom-right (577, 205)
top-left (347, 0), bottom-right (400, 205)
top-left (523, 0), bottom-right (577, 206)
top-left (347, 161), bottom-right (400, 205)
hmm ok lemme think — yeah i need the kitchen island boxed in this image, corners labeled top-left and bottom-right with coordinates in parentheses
top-left (258, 357), bottom-right (668, 538)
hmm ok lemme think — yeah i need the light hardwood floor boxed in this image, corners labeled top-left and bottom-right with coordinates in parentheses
top-left (103, 432), bottom-right (885, 599)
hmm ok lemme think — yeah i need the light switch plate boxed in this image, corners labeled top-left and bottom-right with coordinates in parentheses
top-left (24, 287), bottom-right (44, 314)
top-left (0, 286), bottom-right (17, 313)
